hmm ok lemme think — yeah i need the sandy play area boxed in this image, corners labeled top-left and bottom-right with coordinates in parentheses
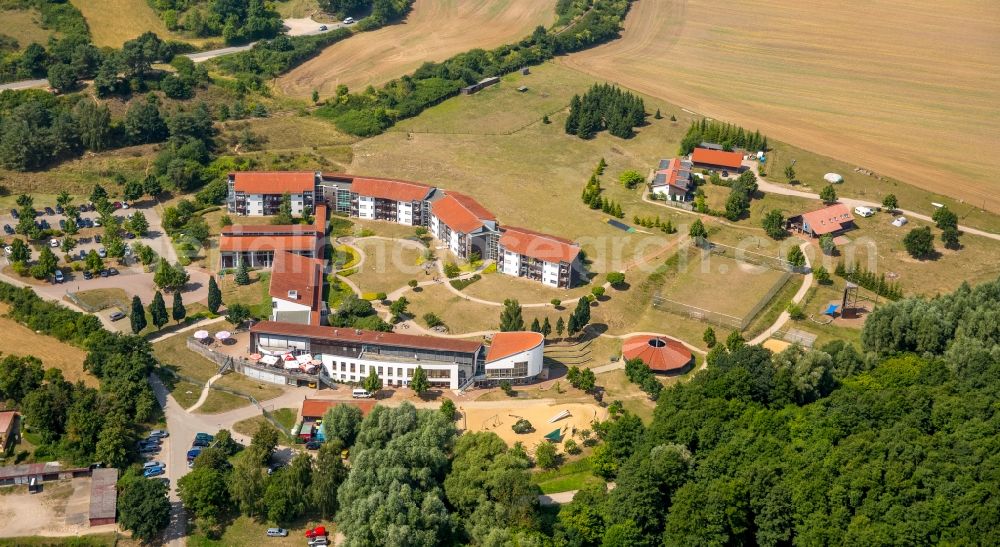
top-left (459, 401), bottom-right (607, 450)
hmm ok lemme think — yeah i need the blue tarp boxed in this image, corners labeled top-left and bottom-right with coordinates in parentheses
top-left (823, 304), bottom-right (839, 316)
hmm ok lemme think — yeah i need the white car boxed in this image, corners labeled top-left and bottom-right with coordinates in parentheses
top-left (854, 206), bottom-right (876, 218)
top-left (343, 17), bottom-right (354, 24)
top-left (98, 247), bottom-right (107, 258)
top-left (121, 202), bottom-right (129, 209)
top-left (49, 239), bottom-right (60, 248)
top-left (891, 216), bottom-right (908, 227)
top-left (4, 246), bottom-right (11, 255)
top-left (143, 460), bottom-right (164, 470)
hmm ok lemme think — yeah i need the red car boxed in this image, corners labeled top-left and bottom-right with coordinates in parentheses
top-left (305, 526), bottom-right (328, 538)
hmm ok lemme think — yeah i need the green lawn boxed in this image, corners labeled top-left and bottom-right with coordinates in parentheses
top-left (220, 270), bottom-right (273, 318)
top-left (0, 534), bottom-right (122, 546)
top-left (194, 389), bottom-right (250, 414)
top-left (531, 456), bottom-right (603, 494)
top-left (189, 515), bottom-right (332, 547)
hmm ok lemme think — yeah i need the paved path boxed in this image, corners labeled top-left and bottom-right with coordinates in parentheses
top-left (186, 374), bottom-right (223, 412)
top-left (749, 241), bottom-right (813, 345)
top-left (0, 78), bottom-right (49, 91)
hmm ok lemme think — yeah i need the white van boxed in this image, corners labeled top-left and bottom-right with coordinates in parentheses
top-left (854, 206), bottom-right (876, 218)
top-left (352, 388), bottom-right (372, 399)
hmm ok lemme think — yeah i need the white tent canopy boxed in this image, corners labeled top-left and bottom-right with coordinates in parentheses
top-left (193, 330), bottom-right (210, 340)
top-left (824, 173), bottom-right (844, 184)
top-left (215, 331), bottom-right (232, 340)
top-left (260, 355), bottom-right (279, 366)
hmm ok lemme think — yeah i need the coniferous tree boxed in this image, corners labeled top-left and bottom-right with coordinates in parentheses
top-left (130, 296), bottom-right (147, 334)
top-left (172, 291), bottom-right (186, 323)
top-left (500, 299), bottom-right (525, 332)
top-left (150, 291), bottom-right (169, 329)
top-left (207, 276), bottom-right (222, 314)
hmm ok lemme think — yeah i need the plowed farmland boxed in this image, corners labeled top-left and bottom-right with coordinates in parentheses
top-left (276, 0), bottom-right (555, 98)
top-left (558, 0), bottom-right (1000, 213)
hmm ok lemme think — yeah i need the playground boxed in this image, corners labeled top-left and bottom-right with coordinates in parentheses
top-left (459, 401), bottom-right (607, 449)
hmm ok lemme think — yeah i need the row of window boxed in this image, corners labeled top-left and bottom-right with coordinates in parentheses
top-left (333, 361), bottom-right (454, 380)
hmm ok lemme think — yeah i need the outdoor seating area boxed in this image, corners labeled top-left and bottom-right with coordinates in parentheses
top-left (253, 352), bottom-right (321, 375)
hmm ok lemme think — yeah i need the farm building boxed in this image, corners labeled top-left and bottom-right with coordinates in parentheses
top-left (0, 462), bottom-right (90, 487)
top-left (788, 203), bottom-right (855, 237)
top-left (227, 171), bottom-right (320, 216)
top-left (690, 147), bottom-right (745, 172)
top-left (622, 335), bottom-right (693, 375)
top-left (461, 76), bottom-right (500, 95)
top-left (219, 204), bottom-right (327, 269)
top-left (269, 252), bottom-right (324, 325)
top-left (88, 468), bottom-right (118, 527)
top-left (0, 411), bottom-right (20, 452)
top-left (497, 226), bottom-right (582, 288)
top-left (650, 158), bottom-right (694, 201)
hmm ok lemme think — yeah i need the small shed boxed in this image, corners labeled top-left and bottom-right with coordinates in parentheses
top-left (461, 76), bottom-right (501, 95)
top-left (521, 67), bottom-right (530, 75)
top-left (89, 468), bottom-right (118, 527)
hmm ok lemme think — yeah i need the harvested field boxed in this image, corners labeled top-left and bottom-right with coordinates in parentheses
top-left (0, 9), bottom-right (52, 49)
top-left (69, 0), bottom-right (191, 47)
top-left (276, 0), bottom-right (556, 98)
top-left (0, 304), bottom-right (97, 387)
top-left (559, 0), bottom-right (1000, 213)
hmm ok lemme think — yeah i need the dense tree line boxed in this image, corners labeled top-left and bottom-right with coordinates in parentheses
top-left (0, 0), bottom-right (92, 83)
top-left (834, 262), bottom-right (903, 300)
top-left (552, 277), bottom-right (1000, 545)
top-left (680, 118), bottom-right (768, 155)
top-left (312, 0), bottom-right (635, 136)
top-left (147, 0), bottom-right (282, 44)
top-left (564, 83), bottom-right (645, 139)
top-left (0, 282), bottom-right (158, 467)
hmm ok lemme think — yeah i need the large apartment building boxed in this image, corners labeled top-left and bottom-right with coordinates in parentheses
top-left (497, 226), bottom-right (582, 288)
top-left (219, 205), bottom-right (327, 269)
top-left (249, 321), bottom-right (545, 389)
top-left (429, 192), bottom-right (498, 260)
top-left (318, 174), bottom-right (436, 226)
top-left (227, 171), bottom-right (319, 216)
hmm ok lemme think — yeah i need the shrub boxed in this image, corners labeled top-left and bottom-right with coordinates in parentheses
top-left (511, 419), bottom-right (534, 434)
top-left (443, 262), bottom-right (460, 278)
top-left (534, 441), bottom-right (558, 469)
top-left (500, 380), bottom-right (514, 397)
top-left (422, 313), bottom-right (444, 328)
top-left (449, 274), bottom-right (481, 290)
top-left (564, 438), bottom-right (581, 455)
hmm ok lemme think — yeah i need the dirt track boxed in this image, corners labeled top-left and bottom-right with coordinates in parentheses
top-left (557, 0), bottom-right (1000, 213)
top-left (276, 0), bottom-right (555, 98)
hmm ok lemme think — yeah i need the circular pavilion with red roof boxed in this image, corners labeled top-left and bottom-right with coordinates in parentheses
top-left (621, 335), bottom-right (693, 375)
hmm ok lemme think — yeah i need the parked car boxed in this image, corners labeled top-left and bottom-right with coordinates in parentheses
top-left (143, 460), bottom-right (165, 470)
top-left (49, 239), bottom-right (60, 248)
top-left (3, 246), bottom-right (11, 255)
top-left (108, 267), bottom-right (119, 276)
top-left (112, 201), bottom-right (122, 209)
top-left (39, 219), bottom-right (49, 230)
top-left (891, 216), bottom-right (908, 227)
top-left (44, 207), bottom-right (55, 215)
top-left (195, 433), bottom-right (214, 442)
top-left (53, 270), bottom-right (64, 284)
top-left (153, 477), bottom-right (170, 487)
top-left (59, 219), bottom-right (66, 230)
top-left (149, 429), bottom-right (169, 438)
top-left (192, 438), bottom-right (210, 448)
top-left (186, 447), bottom-right (202, 462)
top-left (94, 234), bottom-right (101, 243)
top-left (305, 526), bottom-right (329, 539)
top-left (82, 270), bottom-right (93, 280)
top-left (144, 435), bottom-right (161, 445)
top-left (138, 442), bottom-right (160, 454)
top-left (352, 388), bottom-right (372, 399)
top-left (100, 269), bottom-right (109, 278)
top-left (93, 218), bottom-right (102, 227)
top-left (721, 170), bottom-right (730, 177)
top-left (121, 202), bottom-right (130, 209)
top-left (309, 537), bottom-right (329, 546)
top-left (55, 205), bottom-right (63, 214)
top-left (3, 224), bottom-right (13, 234)
top-left (10, 209), bottom-right (18, 219)
top-left (305, 440), bottom-right (322, 450)
top-left (83, 218), bottom-right (93, 228)
top-left (343, 17), bottom-right (354, 24)
top-left (124, 232), bottom-right (135, 240)
top-left (97, 247), bottom-right (106, 258)
top-left (318, 24), bottom-right (327, 31)
top-left (854, 206), bottom-right (876, 218)
top-left (266, 528), bottom-right (289, 537)
top-left (109, 311), bottom-right (126, 321)
top-left (143, 465), bottom-right (165, 478)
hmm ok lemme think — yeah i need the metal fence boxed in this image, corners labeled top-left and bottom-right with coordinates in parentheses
top-left (65, 291), bottom-right (128, 313)
top-left (652, 268), bottom-right (792, 331)
top-left (701, 241), bottom-right (798, 273)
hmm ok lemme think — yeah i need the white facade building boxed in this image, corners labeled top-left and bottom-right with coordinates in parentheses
top-left (227, 171), bottom-right (318, 216)
top-left (496, 226), bottom-right (581, 289)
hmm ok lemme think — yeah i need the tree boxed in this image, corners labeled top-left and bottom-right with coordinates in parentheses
top-left (903, 226), bottom-right (935, 259)
top-left (264, 452), bottom-right (313, 525)
top-left (556, 316), bottom-right (565, 338)
top-left (274, 192), bottom-right (293, 224)
top-left (619, 170), bottom-right (644, 189)
top-left (535, 441), bottom-right (558, 469)
top-left (74, 100), bottom-right (112, 151)
top-left (130, 296), bottom-right (147, 334)
top-left (783, 164), bottom-right (796, 184)
top-left (323, 404), bottom-right (363, 447)
top-left (724, 189), bottom-right (750, 221)
top-left (499, 298), bottom-right (525, 332)
top-left (128, 211), bottom-right (149, 236)
top-left (592, 286), bottom-right (606, 298)
top-left (530, 318), bottom-right (541, 333)
top-left (787, 245), bottom-right (806, 268)
top-left (172, 291), bottom-right (186, 323)
top-left (36, 247), bottom-right (58, 278)
top-left (689, 218), bottom-right (708, 241)
top-left (606, 272), bottom-right (625, 287)
top-left (882, 194), bottom-right (898, 212)
top-left (149, 291), bottom-right (169, 329)
top-left (542, 317), bottom-right (552, 338)
top-left (229, 450), bottom-right (267, 518)
top-left (819, 233), bottom-right (836, 255)
top-left (814, 265), bottom-right (831, 284)
top-left (440, 398), bottom-right (456, 420)
top-left (311, 439), bottom-right (348, 518)
top-left (762, 210), bottom-right (786, 239)
top-left (932, 206), bottom-right (958, 230)
top-left (312, 89), bottom-right (320, 103)
top-left (819, 184), bottom-right (838, 204)
top-left (154, 258), bottom-right (189, 291)
top-left (389, 296), bottom-right (409, 322)
top-left (551, 298), bottom-right (562, 308)
top-left (941, 226), bottom-right (961, 250)
top-left (47, 63), bottom-right (77, 93)
top-left (234, 260), bottom-right (251, 285)
top-left (225, 303), bottom-right (252, 326)
top-left (94, 412), bottom-right (133, 470)
top-left (9, 238), bottom-right (30, 264)
top-left (363, 368), bottom-right (381, 395)
top-left (85, 249), bottom-right (103, 272)
top-left (703, 327), bottom-right (716, 348)
top-left (410, 365), bottom-right (430, 396)
top-left (124, 95), bottom-right (167, 145)
top-left (572, 296), bottom-right (591, 332)
top-left (177, 465), bottom-right (230, 524)
top-left (118, 473), bottom-right (170, 542)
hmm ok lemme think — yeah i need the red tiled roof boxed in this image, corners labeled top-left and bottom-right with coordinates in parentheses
top-left (269, 252), bottom-right (323, 313)
top-left (432, 193), bottom-right (494, 234)
top-left (622, 335), bottom-right (692, 373)
top-left (801, 204), bottom-right (854, 235)
top-left (0, 411), bottom-right (17, 435)
top-left (218, 235), bottom-right (320, 253)
top-left (232, 171), bottom-right (316, 194)
top-left (301, 398), bottom-right (376, 419)
top-left (498, 226), bottom-right (580, 264)
top-left (486, 332), bottom-right (543, 362)
top-left (347, 176), bottom-right (434, 202)
top-left (655, 158), bottom-right (691, 190)
top-left (690, 148), bottom-right (744, 169)
top-left (222, 224), bottom-right (319, 236)
top-left (251, 321), bottom-right (483, 354)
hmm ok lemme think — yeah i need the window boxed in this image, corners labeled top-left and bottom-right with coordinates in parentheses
top-left (349, 363), bottom-right (356, 373)
top-left (378, 366), bottom-right (383, 375)
top-left (340, 362), bottom-right (346, 372)
top-left (397, 367), bottom-right (403, 377)
top-left (359, 364), bottom-right (366, 374)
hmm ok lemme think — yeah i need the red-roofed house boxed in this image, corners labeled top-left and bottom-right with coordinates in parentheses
top-left (269, 252), bottom-right (324, 325)
top-left (690, 148), bottom-right (745, 172)
top-left (319, 173), bottom-right (435, 226)
top-left (430, 192), bottom-right (498, 260)
top-left (791, 203), bottom-right (855, 237)
top-left (219, 204), bottom-right (327, 268)
top-left (651, 158), bottom-right (694, 202)
top-left (497, 226), bottom-right (582, 288)
top-left (0, 411), bottom-right (20, 452)
top-left (227, 171), bottom-right (319, 216)
top-left (484, 332), bottom-right (545, 383)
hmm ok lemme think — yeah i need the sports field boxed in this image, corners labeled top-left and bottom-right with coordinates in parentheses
top-left (276, 0), bottom-right (556, 98)
top-left (558, 0), bottom-right (1000, 213)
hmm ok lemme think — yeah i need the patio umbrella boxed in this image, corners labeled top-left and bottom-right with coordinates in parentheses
top-left (215, 331), bottom-right (232, 341)
top-left (260, 355), bottom-right (278, 366)
top-left (283, 353), bottom-right (297, 361)
top-left (249, 354), bottom-right (262, 361)
top-left (193, 330), bottom-right (209, 340)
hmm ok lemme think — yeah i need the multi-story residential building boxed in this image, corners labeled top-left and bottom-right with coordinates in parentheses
top-left (651, 158), bottom-right (694, 202)
top-left (269, 252), bottom-right (324, 325)
top-left (497, 226), bottom-right (582, 288)
top-left (318, 173), bottom-right (437, 226)
top-left (227, 171), bottom-right (319, 216)
top-left (219, 205), bottom-right (327, 269)
top-left (248, 322), bottom-right (545, 389)
top-left (430, 192), bottom-right (499, 260)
